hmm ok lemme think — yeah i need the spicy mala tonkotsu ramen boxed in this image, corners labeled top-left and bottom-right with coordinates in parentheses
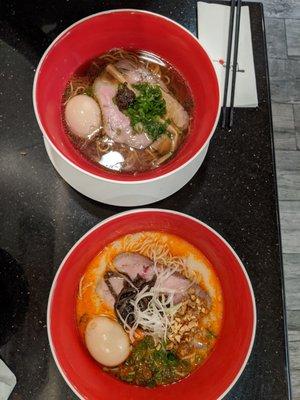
top-left (76, 232), bottom-right (223, 387)
top-left (62, 49), bottom-right (193, 174)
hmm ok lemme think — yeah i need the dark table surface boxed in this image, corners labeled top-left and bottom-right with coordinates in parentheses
top-left (0, 1), bottom-right (291, 399)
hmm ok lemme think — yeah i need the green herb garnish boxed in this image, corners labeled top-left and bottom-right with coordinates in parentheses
top-left (84, 86), bottom-right (94, 97)
top-left (206, 329), bottom-right (217, 339)
top-left (124, 83), bottom-right (167, 140)
top-left (109, 336), bottom-right (191, 387)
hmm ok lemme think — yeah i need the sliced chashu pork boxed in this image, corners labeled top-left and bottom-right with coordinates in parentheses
top-left (116, 59), bottom-right (165, 88)
top-left (96, 252), bottom-right (210, 308)
top-left (96, 273), bottom-right (124, 308)
top-left (96, 253), bottom-right (154, 308)
top-left (160, 272), bottom-right (210, 305)
top-left (161, 91), bottom-right (189, 130)
top-left (114, 252), bottom-right (210, 305)
top-left (93, 77), bottom-right (152, 150)
top-left (115, 60), bottom-right (189, 130)
top-left (113, 252), bottom-right (154, 281)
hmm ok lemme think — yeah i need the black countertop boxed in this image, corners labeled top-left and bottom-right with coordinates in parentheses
top-left (0, 1), bottom-right (291, 399)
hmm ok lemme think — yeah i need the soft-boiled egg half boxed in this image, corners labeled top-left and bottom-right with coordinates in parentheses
top-left (65, 94), bottom-right (101, 138)
top-left (85, 316), bottom-right (130, 367)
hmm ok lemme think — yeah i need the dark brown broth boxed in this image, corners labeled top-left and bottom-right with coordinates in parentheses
top-left (62, 50), bottom-right (193, 174)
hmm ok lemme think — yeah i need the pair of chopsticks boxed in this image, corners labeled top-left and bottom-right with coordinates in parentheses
top-left (221, 0), bottom-right (242, 129)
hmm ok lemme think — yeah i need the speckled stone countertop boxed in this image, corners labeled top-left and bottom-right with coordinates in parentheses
top-left (0, 1), bottom-right (291, 399)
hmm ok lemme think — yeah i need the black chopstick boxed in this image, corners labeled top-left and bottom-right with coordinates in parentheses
top-left (229, 0), bottom-right (242, 128)
top-left (221, 0), bottom-right (242, 129)
top-left (221, 0), bottom-right (236, 129)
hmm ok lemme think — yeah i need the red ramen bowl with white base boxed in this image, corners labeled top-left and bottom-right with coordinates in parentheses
top-left (48, 209), bottom-right (256, 400)
top-left (33, 9), bottom-right (220, 206)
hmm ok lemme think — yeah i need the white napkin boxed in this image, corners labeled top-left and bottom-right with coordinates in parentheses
top-left (0, 360), bottom-right (16, 400)
top-left (197, 1), bottom-right (258, 107)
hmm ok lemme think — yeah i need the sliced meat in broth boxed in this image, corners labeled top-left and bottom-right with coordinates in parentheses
top-left (93, 77), bottom-right (152, 150)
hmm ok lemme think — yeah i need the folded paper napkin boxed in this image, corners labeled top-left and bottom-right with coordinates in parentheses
top-left (197, 1), bottom-right (258, 107)
top-left (0, 360), bottom-right (16, 400)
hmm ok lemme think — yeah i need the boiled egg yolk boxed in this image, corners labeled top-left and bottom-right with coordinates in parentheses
top-left (85, 316), bottom-right (130, 367)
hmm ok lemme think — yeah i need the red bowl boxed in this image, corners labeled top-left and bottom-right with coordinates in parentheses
top-left (48, 209), bottom-right (256, 400)
top-left (33, 9), bottom-right (220, 183)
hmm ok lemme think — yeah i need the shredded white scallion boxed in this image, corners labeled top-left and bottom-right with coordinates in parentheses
top-left (119, 261), bottom-right (182, 342)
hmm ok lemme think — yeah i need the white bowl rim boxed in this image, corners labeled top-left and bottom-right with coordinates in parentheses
top-left (47, 208), bottom-right (257, 400)
top-left (33, 9), bottom-right (221, 185)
